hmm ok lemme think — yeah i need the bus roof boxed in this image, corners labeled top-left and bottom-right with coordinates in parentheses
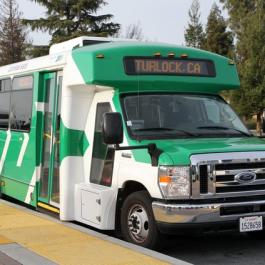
top-left (72, 41), bottom-right (240, 94)
top-left (0, 37), bottom-right (240, 94)
top-left (0, 36), bottom-right (134, 78)
top-left (0, 53), bottom-right (67, 78)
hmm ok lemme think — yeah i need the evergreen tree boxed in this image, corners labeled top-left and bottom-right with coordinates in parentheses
top-left (23, 0), bottom-right (120, 44)
top-left (219, 0), bottom-right (255, 63)
top-left (25, 44), bottom-right (49, 58)
top-left (184, 0), bottom-right (205, 48)
top-left (203, 3), bottom-right (233, 57)
top-left (221, 0), bottom-right (265, 135)
top-left (0, 0), bottom-right (27, 66)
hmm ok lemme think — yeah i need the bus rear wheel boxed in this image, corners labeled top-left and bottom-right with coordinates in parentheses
top-left (120, 190), bottom-right (160, 249)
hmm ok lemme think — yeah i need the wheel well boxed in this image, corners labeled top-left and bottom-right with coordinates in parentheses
top-left (121, 181), bottom-right (147, 199)
top-left (115, 181), bottom-right (148, 231)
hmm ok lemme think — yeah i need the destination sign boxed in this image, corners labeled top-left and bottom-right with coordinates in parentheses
top-left (124, 57), bottom-right (215, 77)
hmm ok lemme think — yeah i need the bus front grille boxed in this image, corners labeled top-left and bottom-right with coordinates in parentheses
top-left (190, 152), bottom-right (265, 199)
top-left (214, 162), bottom-right (265, 194)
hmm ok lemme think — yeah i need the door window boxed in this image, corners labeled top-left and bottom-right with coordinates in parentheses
top-left (40, 77), bottom-right (55, 199)
top-left (51, 75), bottom-right (62, 204)
top-left (90, 103), bottom-right (114, 187)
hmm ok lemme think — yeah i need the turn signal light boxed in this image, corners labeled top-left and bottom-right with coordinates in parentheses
top-left (159, 176), bottom-right (172, 183)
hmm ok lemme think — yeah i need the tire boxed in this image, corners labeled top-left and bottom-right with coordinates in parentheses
top-left (120, 190), bottom-right (160, 249)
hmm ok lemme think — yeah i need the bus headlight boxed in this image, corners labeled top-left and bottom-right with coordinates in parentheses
top-left (158, 166), bottom-right (190, 199)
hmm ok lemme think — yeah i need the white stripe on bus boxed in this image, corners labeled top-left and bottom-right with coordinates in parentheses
top-left (25, 166), bottom-right (39, 204)
top-left (16, 133), bottom-right (29, 167)
top-left (0, 130), bottom-right (11, 174)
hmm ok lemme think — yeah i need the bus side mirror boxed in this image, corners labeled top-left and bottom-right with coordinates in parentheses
top-left (102, 112), bottom-right (124, 145)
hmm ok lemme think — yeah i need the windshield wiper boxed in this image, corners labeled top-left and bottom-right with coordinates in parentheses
top-left (133, 127), bottom-right (197, 136)
top-left (197, 126), bottom-right (252, 137)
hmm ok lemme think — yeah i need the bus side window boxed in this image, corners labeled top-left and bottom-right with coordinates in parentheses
top-left (10, 76), bottom-right (33, 132)
top-left (90, 102), bottom-right (115, 187)
top-left (0, 79), bottom-right (11, 130)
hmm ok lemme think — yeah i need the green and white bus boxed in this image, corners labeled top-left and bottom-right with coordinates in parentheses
top-left (1, 36), bottom-right (265, 248)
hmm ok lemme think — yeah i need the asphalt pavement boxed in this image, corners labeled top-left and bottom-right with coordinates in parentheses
top-left (159, 231), bottom-right (265, 265)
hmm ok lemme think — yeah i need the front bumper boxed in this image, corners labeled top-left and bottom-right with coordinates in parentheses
top-left (152, 200), bottom-right (265, 229)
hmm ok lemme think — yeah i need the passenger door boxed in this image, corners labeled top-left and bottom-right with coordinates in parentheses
top-left (38, 72), bottom-right (62, 208)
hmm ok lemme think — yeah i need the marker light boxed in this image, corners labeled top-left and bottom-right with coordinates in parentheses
top-left (168, 52), bottom-right (175, 58)
top-left (181, 54), bottom-right (188, 59)
top-left (228, 60), bottom-right (235, 65)
top-left (96, 54), bottom-right (105, 59)
top-left (158, 166), bottom-right (190, 199)
top-left (154, 52), bottom-right (161, 57)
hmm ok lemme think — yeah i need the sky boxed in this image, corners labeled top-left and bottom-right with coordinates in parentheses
top-left (18, 0), bottom-right (225, 45)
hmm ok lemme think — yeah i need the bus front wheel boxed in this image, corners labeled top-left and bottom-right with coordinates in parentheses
top-left (120, 190), bottom-right (160, 249)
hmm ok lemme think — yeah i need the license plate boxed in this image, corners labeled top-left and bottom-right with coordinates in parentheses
top-left (240, 216), bottom-right (263, 232)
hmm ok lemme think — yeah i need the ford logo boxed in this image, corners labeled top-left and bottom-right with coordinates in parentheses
top-left (234, 171), bottom-right (257, 184)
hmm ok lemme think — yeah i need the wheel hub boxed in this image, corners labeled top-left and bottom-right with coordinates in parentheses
top-left (128, 205), bottom-right (149, 243)
top-left (129, 213), bottom-right (141, 234)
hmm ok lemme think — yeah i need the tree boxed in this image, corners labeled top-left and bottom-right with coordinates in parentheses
top-left (0, 0), bottom-right (27, 66)
top-left (221, 0), bottom-right (265, 135)
top-left (25, 44), bottom-right (49, 58)
top-left (219, 0), bottom-right (255, 63)
top-left (23, 0), bottom-right (120, 45)
top-left (184, 0), bottom-right (205, 48)
top-left (203, 3), bottom-right (234, 57)
top-left (125, 22), bottom-right (143, 40)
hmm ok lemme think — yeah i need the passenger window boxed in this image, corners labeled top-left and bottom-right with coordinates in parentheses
top-left (10, 76), bottom-right (33, 132)
top-left (90, 103), bottom-right (115, 187)
top-left (0, 79), bottom-right (11, 130)
top-left (0, 79), bottom-right (11, 92)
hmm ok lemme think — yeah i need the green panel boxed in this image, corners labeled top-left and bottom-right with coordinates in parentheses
top-left (1, 176), bottom-right (29, 201)
top-left (60, 121), bottom-right (89, 162)
top-left (1, 176), bottom-right (37, 206)
top-left (2, 132), bottom-right (35, 184)
top-left (36, 72), bottom-right (46, 167)
top-left (0, 131), bottom-right (7, 155)
top-left (0, 72), bottom-right (41, 207)
top-left (72, 42), bottom-right (240, 93)
top-left (157, 137), bottom-right (265, 165)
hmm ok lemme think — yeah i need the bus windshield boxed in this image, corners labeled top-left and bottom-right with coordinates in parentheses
top-left (122, 93), bottom-right (251, 139)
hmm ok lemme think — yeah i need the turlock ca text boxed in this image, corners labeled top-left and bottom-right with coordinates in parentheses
top-left (134, 59), bottom-right (205, 75)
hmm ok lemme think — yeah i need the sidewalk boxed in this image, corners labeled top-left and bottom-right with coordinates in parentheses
top-left (0, 200), bottom-right (190, 265)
